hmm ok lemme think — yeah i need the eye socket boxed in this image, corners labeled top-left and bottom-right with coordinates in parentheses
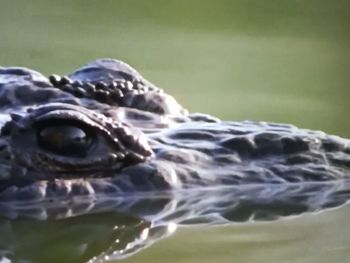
top-left (36, 121), bottom-right (95, 157)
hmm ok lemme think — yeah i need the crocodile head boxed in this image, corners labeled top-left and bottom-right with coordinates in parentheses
top-left (0, 59), bottom-right (187, 202)
top-left (2, 58), bottom-right (350, 218)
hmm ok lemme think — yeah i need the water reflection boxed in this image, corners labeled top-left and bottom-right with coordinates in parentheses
top-left (0, 213), bottom-right (172, 263)
top-left (1, 180), bottom-right (350, 262)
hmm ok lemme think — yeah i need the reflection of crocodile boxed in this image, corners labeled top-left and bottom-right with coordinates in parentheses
top-left (1, 58), bottom-right (350, 214)
top-left (2, 184), bottom-right (350, 263)
top-left (0, 212), bottom-right (167, 263)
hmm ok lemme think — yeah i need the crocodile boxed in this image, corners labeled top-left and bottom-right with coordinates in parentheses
top-left (1, 58), bottom-right (350, 215)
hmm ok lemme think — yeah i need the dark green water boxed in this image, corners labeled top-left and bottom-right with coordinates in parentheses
top-left (0, 1), bottom-right (350, 262)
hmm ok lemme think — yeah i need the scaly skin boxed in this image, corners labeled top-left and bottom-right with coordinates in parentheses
top-left (0, 58), bottom-right (350, 216)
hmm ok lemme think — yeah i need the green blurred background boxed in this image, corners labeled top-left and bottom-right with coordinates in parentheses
top-left (1, 0), bottom-right (350, 136)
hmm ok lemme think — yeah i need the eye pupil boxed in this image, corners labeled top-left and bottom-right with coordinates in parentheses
top-left (37, 125), bottom-right (93, 157)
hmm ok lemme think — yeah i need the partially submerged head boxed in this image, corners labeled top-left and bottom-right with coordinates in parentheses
top-left (0, 59), bottom-right (187, 202)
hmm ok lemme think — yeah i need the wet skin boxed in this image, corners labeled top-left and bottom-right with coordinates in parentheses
top-left (0, 58), bottom-right (350, 214)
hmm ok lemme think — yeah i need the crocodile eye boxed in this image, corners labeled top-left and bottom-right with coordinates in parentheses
top-left (37, 123), bottom-right (94, 157)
